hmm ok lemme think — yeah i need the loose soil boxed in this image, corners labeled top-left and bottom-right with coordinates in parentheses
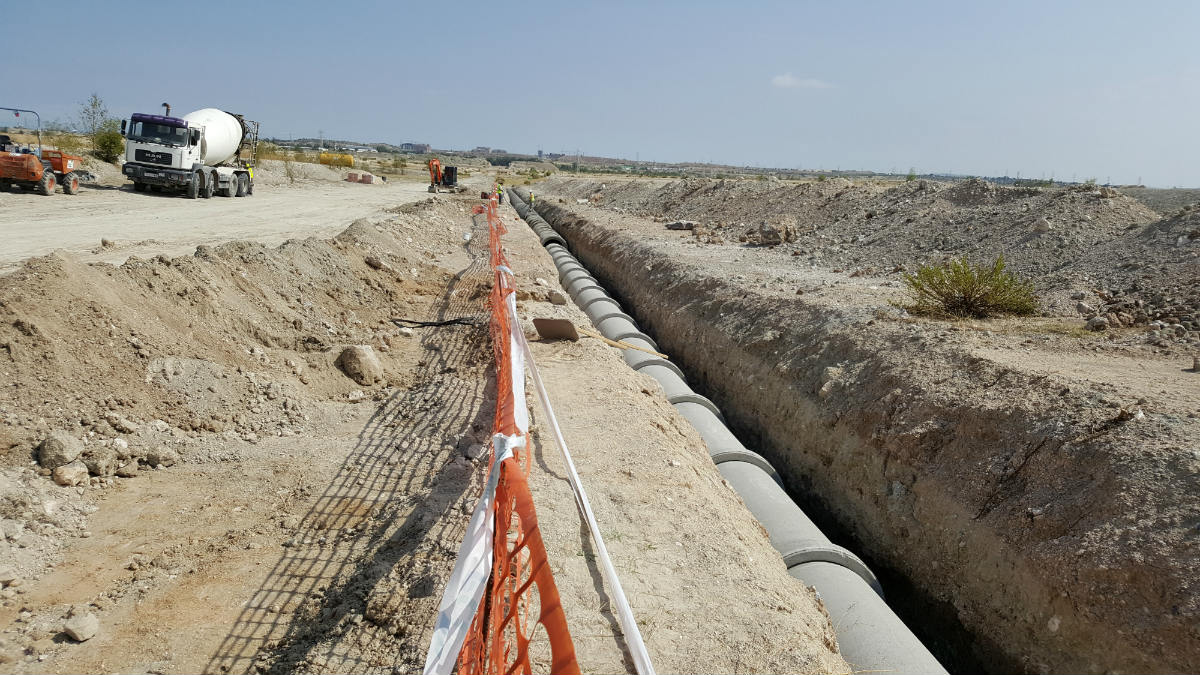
top-left (526, 177), bottom-right (1200, 674)
top-left (0, 159), bottom-right (434, 275)
top-left (0, 183), bottom-right (847, 672)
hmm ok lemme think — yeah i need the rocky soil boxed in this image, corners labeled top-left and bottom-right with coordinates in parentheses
top-left (545, 176), bottom-right (1200, 346)
top-left (0, 190), bottom-right (849, 673)
top-left (528, 178), bottom-right (1199, 674)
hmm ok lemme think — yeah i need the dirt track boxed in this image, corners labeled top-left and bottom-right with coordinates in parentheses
top-left (0, 173), bottom-right (434, 274)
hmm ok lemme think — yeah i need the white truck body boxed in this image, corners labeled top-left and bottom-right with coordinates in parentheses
top-left (121, 108), bottom-right (259, 199)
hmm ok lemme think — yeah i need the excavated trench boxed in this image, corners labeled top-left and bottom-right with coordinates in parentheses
top-left (516, 193), bottom-right (1195, 675)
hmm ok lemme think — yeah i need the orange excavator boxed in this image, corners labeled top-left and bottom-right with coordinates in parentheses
top-left (427, 157), bottom-right (462, 193)
top-left (427, 158), bottom-right (443, 192)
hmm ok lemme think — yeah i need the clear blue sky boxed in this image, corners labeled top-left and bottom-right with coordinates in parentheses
top-left (10, 0), bottom-right (1199, 186)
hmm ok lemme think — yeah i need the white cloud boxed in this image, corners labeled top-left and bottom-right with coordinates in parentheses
top-left (771, 73), bottom-right (833, 89)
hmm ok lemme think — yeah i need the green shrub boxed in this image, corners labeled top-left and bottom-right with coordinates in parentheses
top-left (94, 128), bottom-right (124, 163)
top-left (900, 255), bottom-right (1037, 318)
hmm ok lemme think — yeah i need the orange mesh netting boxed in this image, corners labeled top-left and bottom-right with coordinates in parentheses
top-left (456, 197), bottom-right (579, 675)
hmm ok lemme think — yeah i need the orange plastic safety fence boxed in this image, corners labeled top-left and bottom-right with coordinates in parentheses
top-left (457, 197), bottom-right (579, 675)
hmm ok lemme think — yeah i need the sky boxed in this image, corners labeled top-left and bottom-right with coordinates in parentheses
top-left (8, 0), bottom-right (1199, 186)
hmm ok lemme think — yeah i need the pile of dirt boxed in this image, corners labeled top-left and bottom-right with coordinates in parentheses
top-left (254, 159), bottom-right (354, 186)
top-left (0, 197), bottom-right (469, 615)
top-left (1120, 186), bottom-right (1200, 215)
top-left (540, 176), bottom-right (1200, 345)
top-left (0, 191), bottom-right (852, 673)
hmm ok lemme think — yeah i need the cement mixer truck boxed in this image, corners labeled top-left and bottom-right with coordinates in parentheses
top-left (121, 106), bottom-right (259, 199)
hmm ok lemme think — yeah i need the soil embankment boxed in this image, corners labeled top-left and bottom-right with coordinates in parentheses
top-left (528, 181), bottom-right (1199, 674)
top-left (0, 191), bottom-right (848, 673)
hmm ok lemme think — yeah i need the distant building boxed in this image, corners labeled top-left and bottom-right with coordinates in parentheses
top-left (537, 150), bottom-right (543, 159)
top-left (472, 146), bottom-right (491, 154)
top-left (491, 149), bottom-right (507, 154)
top-left (399, 143), bottom-right (431, 153)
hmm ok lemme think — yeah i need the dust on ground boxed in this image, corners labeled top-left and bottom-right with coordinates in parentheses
top-left (0, 158), bottom-right (439, 275)
top-left (0, 187), bottom-right (847, 673)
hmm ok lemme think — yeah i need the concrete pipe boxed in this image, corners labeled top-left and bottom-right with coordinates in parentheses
top-left (672, 401), bottom-right (775, 477)
top-left (717, 461), bottom-right (879, 589)
top-left (614, 331), bottom-right (662, 353)
top-left (595, 315), bottom-right (642, 341)
top-left (568, 284), bottom-right (608, 305)
top-left (585, 301), bottom-right (628, 326)
top-left (622, 351), bottom-right (688, 381)
top-left (635, 364), bottom-right (725, 421)
top-left (513, 194), bottom-right (947, 675)
top-left (559, 266), bottom-right (595, 290)
top-left (574, 285), bottom-right (615, 309)
top-left (789, 561), bottom-right (946, 675)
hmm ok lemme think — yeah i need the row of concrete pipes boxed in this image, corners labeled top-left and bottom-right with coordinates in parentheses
top-left (507, 187), bottom-right (948, 675)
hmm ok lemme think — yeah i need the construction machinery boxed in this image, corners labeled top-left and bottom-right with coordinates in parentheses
top-left (427, 157), bottom-right (463, 193)
top-left (0, 107), bottom-right (90, 195)
top-left (121, 103), bottom-right (259, 198)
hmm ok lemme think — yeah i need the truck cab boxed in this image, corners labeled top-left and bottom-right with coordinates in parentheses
top-left (121, 113), bottom-right (206, 194)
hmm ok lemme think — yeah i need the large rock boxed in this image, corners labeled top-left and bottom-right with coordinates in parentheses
top-left (63, 612), bottom-right (99, 642)
top-left (143, 446), bottom-right (179, 468)
top-left (81, 446), bottom-right (119, 477)
top-left (336, 345), bottom-right (383, 386)
top-left (1086, 316), bottom-right (1109, 331)
top-left (757, 222), bottom-right (784, 246)
top-left (52, 461), bottom-right (89, 487)
top-left (37, 432), bottom-right (82, 469)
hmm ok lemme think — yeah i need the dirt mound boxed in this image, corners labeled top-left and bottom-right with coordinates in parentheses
top-left (1120, 187), bottom-right (1200, 215)
top-left (940, 177), bottom-right (1041, 206)
top-left (254, 159), bottom-right (351, 186)
top-left (540, 176), bottom-right (1199, 338)
top-left (0, 202), bottom-right (461, 468)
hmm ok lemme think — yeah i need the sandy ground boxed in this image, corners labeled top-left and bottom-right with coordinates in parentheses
top-left (0, 173), bottom-right (437, 275)
top-left (0, 181), bottom-right (847, 672)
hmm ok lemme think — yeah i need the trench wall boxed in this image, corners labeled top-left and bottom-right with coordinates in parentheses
top-left (530, 199), bottom-right (1193, 674)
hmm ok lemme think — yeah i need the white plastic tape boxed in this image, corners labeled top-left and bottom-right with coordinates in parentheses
top-left (423, 434), bottom-right (521, 675)
top-left (508, 301), bottom-right (656, 675)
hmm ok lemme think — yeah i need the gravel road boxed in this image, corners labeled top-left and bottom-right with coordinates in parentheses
top-left (0, 178), bottom-right (437, 274)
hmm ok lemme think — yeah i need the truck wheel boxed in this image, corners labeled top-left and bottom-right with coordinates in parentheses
top-left (221, 177), bottom-right (237, 197)
top-left (62, 173), bottom-right (80, 195)
top-left (186, 173), bottom-right (200, 199)
top-left (203, 174), bottom-right (215, 198)
top-left (133, 181), bottom-right (147, 192)
top-left (38, 171), bottom-right (56, 196)
top-left (235, 173), bottom-right (249, 197)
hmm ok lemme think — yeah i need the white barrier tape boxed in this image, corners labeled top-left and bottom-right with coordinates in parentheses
top-left (508, 301), bottom-right (657, 675)
top-left (505, 289), bottom-right (530, 435)
top-left (423, 433), bottom-right (522, 675)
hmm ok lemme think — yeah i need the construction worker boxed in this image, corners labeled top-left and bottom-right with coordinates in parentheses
top-left (495, 185), bottom-right (504, 204)
top-left (529, 191), bottom-right (535, 205)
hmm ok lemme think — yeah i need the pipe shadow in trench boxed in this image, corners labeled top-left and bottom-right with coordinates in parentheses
top-left (206, 210), bottom-right (495, 674)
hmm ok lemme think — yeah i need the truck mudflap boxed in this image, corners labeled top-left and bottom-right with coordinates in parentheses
top-left (123, 163), bottom-right (190, 187)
